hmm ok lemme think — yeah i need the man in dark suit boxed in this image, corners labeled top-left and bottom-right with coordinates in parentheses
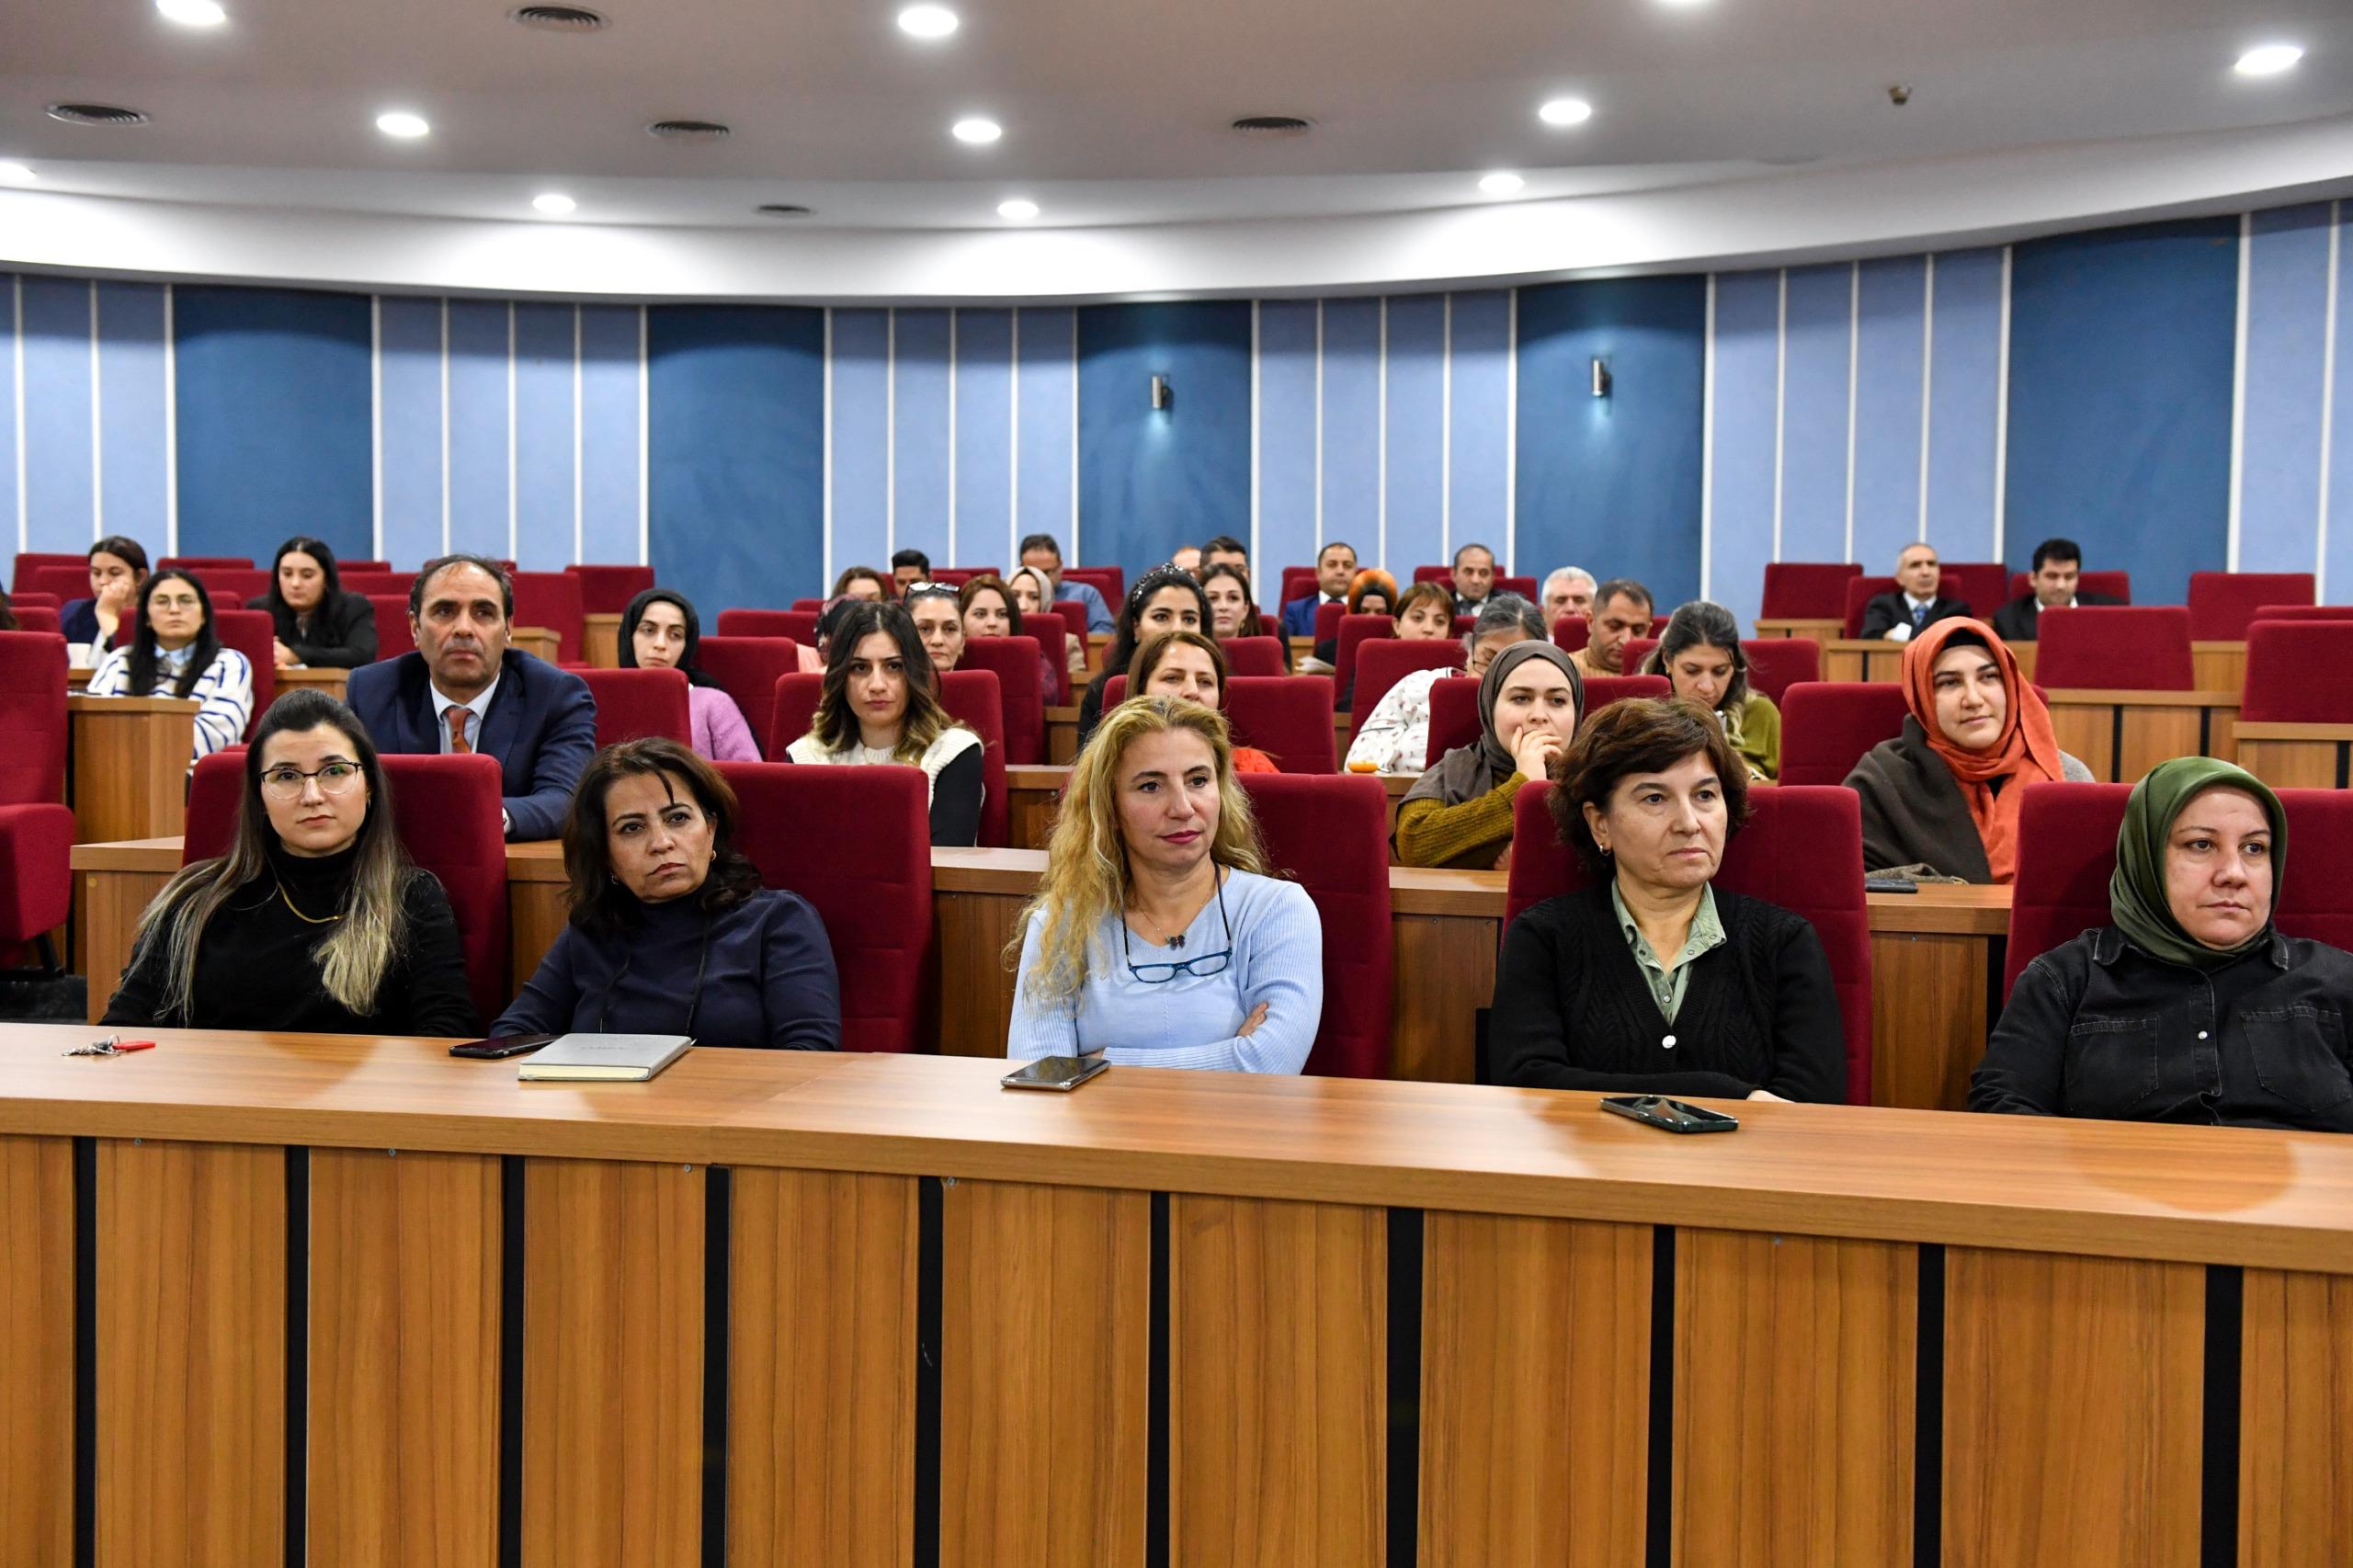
top-left (1858, 542), bottom-right (1971, 642)
top-left (1279, 539), bottom-right (1358, 637)
top-left (347, 554), bottom-right (596, 840)
top-left (1990, 537), bottom-right (2124, 642)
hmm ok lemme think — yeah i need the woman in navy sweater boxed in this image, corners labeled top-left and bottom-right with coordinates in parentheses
top-left (493, 738), bottom-right (840, 1049)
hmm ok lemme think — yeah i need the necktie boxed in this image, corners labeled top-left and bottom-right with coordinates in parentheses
top-left (447, 707), bottom-right (472, 755)
top-left (1911, 602), bottom-right (1927, 632)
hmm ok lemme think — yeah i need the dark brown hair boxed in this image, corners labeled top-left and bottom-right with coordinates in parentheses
top-left (1550, 697), bottom-right (1754, 874)
top-left (562, 738), bottom-right (763, 934)
top-left (831, 564), bottom-right (893, 600)
top-left (956, 574), bottom-right (1023, 638)
top-left (1127, 628), bottom-right (1229, 707)
top-left (1394, 580), bottom-right (1453, 626)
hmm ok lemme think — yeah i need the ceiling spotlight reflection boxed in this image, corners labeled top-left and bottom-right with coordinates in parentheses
top-left (1478, 171), bottom-right (1525, 196)
top-left (1538, 97), bottom-right (1593, 126)
top-left (2234, 43), bottom-right (2304, 75)
top-left (898, 5), bottom-right (960, 39)
top-left (997, 198), bottom-right (1040, 220)
top-left (532, 192), bottom-right (577, 215)
top-left (157, 0), bottom-right (228, 25)
top-left (0, 163), bottom-right (34, 182)
top-left (951, 117), bottom-right (1003, 144)
top-left (376, 110), bottom-right (430, 139)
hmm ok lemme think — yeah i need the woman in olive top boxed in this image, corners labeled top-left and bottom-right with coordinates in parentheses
top-left (251, 535), bottom-right (378, 667)
top-left (1972, 758), bottom-right (2353, 1131)
top-left (1641, 600), bottom-right (1779, 780)
top-left (1393, 639), bottom-right (1583, 869)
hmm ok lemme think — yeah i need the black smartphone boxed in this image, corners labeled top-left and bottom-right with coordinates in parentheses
top-left (1002, 1054), bottom-right (1110, 1092)
top-left (449, 1033), bottom-right (560, 1060)
top-left (1863, 877), bottom-right (1920, 894)
top-left (1599, 1095), bottom-right (1740, 1133)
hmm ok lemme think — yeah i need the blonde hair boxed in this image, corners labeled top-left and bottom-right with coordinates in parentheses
top-left (1008, 697), bottom-right (1267, 1005)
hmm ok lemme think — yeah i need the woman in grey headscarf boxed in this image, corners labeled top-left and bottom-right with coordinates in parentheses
top-left (1393, 640), bottom-right (1584, 869)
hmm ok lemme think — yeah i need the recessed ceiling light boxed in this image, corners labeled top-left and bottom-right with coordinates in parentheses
top-left (156, 0), bottom-right (228, 25)
top-left (898, 5), bottom-right (959, 39)
top-left (0, 163), bottom-right (33, 183)
top-left (951, 117), bottom-right (1003, 144)
top-left (997, 198), bottom-right (1040, 221)
top-left (2234, 43), bottom-right (2305, 76)
top-left (1479, 171), bottom-right (1525, 196)
top-left (1539, 97), bottom-right (1594, 127)
top-left (532, 192), bottom-right (576, 215)
top-left (376, 110), bottom-right (430, 139)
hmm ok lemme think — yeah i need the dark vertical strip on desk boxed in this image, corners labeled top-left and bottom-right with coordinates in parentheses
top-left (1913, 1243), bottom-right (1947, 1568)
top-left (1146, 1191), bottom-right (1171, 1568)
top-left (2197, 708), bottom-right (2211, 760)
top-left (1644, 1225), bottom-right (1676, 1568)
top-left (1386, 1207), bottom-right (1425, 1568)
top-left (2335, 741), bottom-right (2348, 791)
top-left (2200, 1266), bottom-right (2244, 1568)
top-left (1984, 937), bottom-right (2010, 1029)
top-left (72, 1136), bottom-right (96, 1568)
top-left (913, 1176), bottom-right (944, 1568)
top-left (497, 1155), bottom-right (525, 1568)
top-left (700, 1166), bottom-right (731, 1568)
top-left (283, 1146), bottom-right (310, 1568)
top-left (2109, 708), bottom-right (2127, 782)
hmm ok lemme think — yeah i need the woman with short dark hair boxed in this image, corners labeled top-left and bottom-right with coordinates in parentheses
top-left (1642, 600), bottom-right (1779, 781)
top-left (785, 600), bottom-right (985, 846)
top-left (1490, 698), bottom-right (1846, 1103)
top-left (251, 535), bottom-right (379, 668)
top-left (492, 737), bottom-right (840, 1049)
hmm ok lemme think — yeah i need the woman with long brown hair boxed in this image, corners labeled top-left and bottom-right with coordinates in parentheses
top-left (785, 600), bottom-right (984, 846)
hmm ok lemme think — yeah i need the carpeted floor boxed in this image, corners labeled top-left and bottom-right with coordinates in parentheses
top-left (0, 973), bottom-right (87, 1021)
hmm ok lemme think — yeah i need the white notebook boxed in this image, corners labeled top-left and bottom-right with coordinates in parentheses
top-left (517, 1033), bottom-right (694, 1083)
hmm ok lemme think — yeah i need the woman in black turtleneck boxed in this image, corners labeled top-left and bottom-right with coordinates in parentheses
top-left (102, 689), bottom-right (477, 1036)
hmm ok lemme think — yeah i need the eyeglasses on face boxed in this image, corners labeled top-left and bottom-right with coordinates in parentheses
top-left (260, 761), bottom-right (365, 799)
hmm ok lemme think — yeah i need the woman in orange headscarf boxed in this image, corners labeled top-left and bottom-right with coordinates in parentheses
top-left (1841, 618), bottom-right (2092, 882)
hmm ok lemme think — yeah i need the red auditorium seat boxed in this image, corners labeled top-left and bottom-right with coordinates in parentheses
top-left (938, 668), bottom-right (1011, 846)
top-left (577, 667), bottom-right (693, 748)
top-left (1938, 563), bottom-right (2006, 617)
top-left (340, 571), bottom-right (412, 598)
top-left (1450, 615), bottom-right (1476, 636)
top-left (717, 608), bottom-right (821, 647)
top-left (1353, 639), bottom-right (1464, 722)
top-left (1583, 674), bottom-right (1670, 709)
top-left (563, 563), bottom-right (655, 615)
top-left (1840, 576), bottom-right (1900, 640)
top-left (368, 597), bottom-right (416, 659)
top-left (945, 563), bottom-right (1003, 581)
top-left (1333, 613), bottom-right (1393, 702)
top-left (0, 632), bottom-right (74, 971)
top-left (2032, 607), bottom-right (2193, 690)
top-left (210, 608), bottom-right (278, 737)
top-left (1223, 676), bottom-right (1336, 773)
top-left (1279, 566), bottom-right (1317, 607)
top-left (2241, 622), bottom-right (2353, 723)
top-left (2007, 571), bottom-right (2131, 604)
top-left (1052, 600), bottom-right (1092, 640)
top-left (11, 551), bottom-right (85, 597)
top-left (336, 560), bottom-right (391, 574)
top-left (511, 571), bottom-right (586, 663)
top-left (1219, 636), bottom-right (1287, 676)
top-left (10, 592), bottom-right (58, 609)
top-left (28, 565), bottom-right (92, 605)
top-left (717, 762), bottom-right (933, 1052)
top-left (1777, 682), bottom-right (1909, 788)
top-left (1552, 616), bottom-right (1589, 653)
top-left (768, 671), bottom-right (823, 756)
top-left (1759, 562), bottom-right (1861, 620)
top-left (1313, 601), bottom-right (1347, 644)
top-left (1621, 637), bottom-right (1660, 675)
top-left (184, 750), bottom-right (513, 1023)
top-left (2249, 604), bottom-right (2353, 623)
top-left (956, 637), bottom-right (1047, 766)
top-left (11, 606), bottom-right (59, 636)
top-left (1412, 565), bottom-right (1451, 585)
top-left (1023, 609), bottom-right (1072, 705)
top-left (190, 567), bottom-right (270, 606)
top-left (791, 598), bottom-right (825, 612)
top-left (692, 637), bottom-right (801, 754)
top-left (1240, 771), bottom-right (1392, 1076)
top-left (2189, 572), bottom-right (2316, 640)
top-left (1062, 565), bottom-right (1124, 605)
top-left (1495, 574), bottom-right (1538, 603)
top-left (1506, 782), bottom-right (1874, 1103)
top-left (159, 555), bottom-right (255, 571)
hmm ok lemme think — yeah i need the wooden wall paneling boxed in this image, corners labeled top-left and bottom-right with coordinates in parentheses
top-left (308, 1147), bottom-right (503, 1568)
top-left (506, 875), bottom-right (569, 1005)
top-left (939, 1179), bottom-right (1149, 1567)
top-left (1867, 932), bottom-right (1988, 1111)
top-left (0, 1135), bottom-right (74, 1563)
top-left (522, 1157), bottom-right (705, 1567)
top-left (1942, 1247), bottom-right (2204, 1568)
top-left (68, 696), bottom-right (199, 843)
top-left (728, 1168), bottom-right (918, 1568)
top-left (1418, 1212), bottom-right (1651, 1568)
top-left (2234, 729), bottom-right (2353, 790)
top-left (1388, 911), bottom-right (1499, 1084)
top-left (2047, 700), bottom-right (2119, 782)
top-left (2118, 701), bottom-right (2236, 776)
top-left (74, 865), bottom-right (174, 1019)
top-left (96, 1137), bottom-right (287, 1565)
top-left (2240, 1267), bottom-right (2353, 1568)
top-left (2191, 642), bottom-right (2246, 693)
top-left (1167, 1194), bottom-right (1385, 1567)
top-left (581, 613), bottom-right (622, 669)
top-left (933, 890), bottom-right (1026, 1057)
top-left (1672, 1229), bottom-right (1916, 1566)
top-left (1005, 766), bottom-right (1067, 851)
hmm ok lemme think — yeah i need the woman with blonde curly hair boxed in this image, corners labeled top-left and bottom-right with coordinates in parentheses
top-left (1005, 696), bottom-right (1323, 1072)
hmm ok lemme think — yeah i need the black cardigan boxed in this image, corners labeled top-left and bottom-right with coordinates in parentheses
top-left (247, 589), bottom-right (380, 668)
top-left (1490, 882), bottom-right (1847, 1102)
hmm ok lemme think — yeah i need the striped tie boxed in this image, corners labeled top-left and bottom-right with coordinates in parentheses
top-left (447, 707), bottom-right (472, 755)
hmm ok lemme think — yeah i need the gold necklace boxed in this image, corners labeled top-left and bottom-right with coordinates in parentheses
top-left (278, 880), bottom-right (343, 926)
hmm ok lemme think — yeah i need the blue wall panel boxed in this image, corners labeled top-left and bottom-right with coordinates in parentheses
top-left (1708, 270), bottom-right (1779, 625)
top-left (2326, 207), bottom-right (2353, 602)
top-left (95, 283), bottom-right (169, 550)
top-left (443, 300), bottom-right (511, 560)
top-left (2006, 218), bottom-right (2240, 606)
top-left (0, 278), bottom-right (17, 551)
top-left (512, 302), bottom-right (574, 571)
top-left (1779, 265), bottom-right (1852, 564)
top-left (1383, 293), bottom-right (1446, 579)
top-left (1255, 300), bottom-right (1319, 588)
top-left (1075, 301), bottom-right (1252, 581)
top-left (377, 297), bottom-right (445, 568)
top-left (172, 285), bottom-right (370, 562)
top-left (1517, 275), bottom-right (1707, 614)
top-left (2240, 204), bottom-right (2334, 575)
top-left (891, 308), bottom-right (952, 567)
top-left (951, 308), bottom-right (1013, 569)
top-left (1447, 290), bottom-right (1511, 562)
top-left (1013, 306), bottom-right (1076, 563)
top-left (647, 304), bottom-right (824, 615)
top-left (1925, 248), bottom-right (2004, 562)
top-left (1319, 299), bottom-right (1381, 561)
top-left (577, 304), bottom-right (641, 565)
top-left (828, 309), bottom-right (890, 584)
top-left (19, 276), bottom-right (94, 551)
top-left (1851, 256), bottom-right (1928, 574)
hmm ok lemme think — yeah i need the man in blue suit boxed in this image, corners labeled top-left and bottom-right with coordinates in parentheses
top-left (1279, 539), bottom-right (1358, 637)
top-left (346, 554), bottom-right (597, 840)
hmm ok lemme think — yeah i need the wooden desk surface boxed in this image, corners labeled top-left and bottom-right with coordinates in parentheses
top-left (2042, 687), bottom-right (2242, 707)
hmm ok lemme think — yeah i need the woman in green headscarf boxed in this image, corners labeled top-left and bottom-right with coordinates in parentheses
top-left (1972, 757), bottom-right (2353, 1130)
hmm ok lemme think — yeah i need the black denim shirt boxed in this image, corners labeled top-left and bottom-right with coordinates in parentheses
top-left (1972, 926), bottom-right (2353, 1131)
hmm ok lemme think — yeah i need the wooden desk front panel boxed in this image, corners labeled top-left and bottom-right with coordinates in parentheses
top-left (2047, 692), bottom-right (2240, 783)
top-left (2234, 724), bottom-right (2353, 790)
top-left (0, 1135), bottom-right (73, 1564)
top-left (582, 612), bottom-right (623, 669)
top-left (69, 696), bottom-right (197, 844)
top-left (2241, 1267), bottom-right (2353, 1568)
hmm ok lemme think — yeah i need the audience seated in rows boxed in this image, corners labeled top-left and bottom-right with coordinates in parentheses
top-left (956, 574), bottom-right (1059, 699)
top-left (250, 536), bottom-right (379, 669)
top-left (494, 738), bottom-right (840, 1050)
top-left (784, 599), bottom-right (984, 846)
top-left (1200, 562), bottom-right (1284, 659)
top-left (1568, 578), bottom-right (1654, 676)
top-left (1126, 630), bottom-right (1277, 773)
top-left (1541, 566), bottom-right (1597, 627)
top-left (1988, 536), bottom-right (2123, 643)
top-left (60, 534), bottom-right (148, 655)
top-left (1019, 532), bottom-right (1114, 633)
top-left (616, 587), bottom-right (760, 761)
top-left (1491, 699), bottom-right (1846, 1102)
top-left (1858, 543), bottom-right (1970, 642)
top-left (101, 689), bottom-right (477, 1037)
top-left (1843, 618), bottom-right (2090, 882)
top-left (1279, 540), bottom-right (1358, 637)
top-left (1974, 758), bottom-right (2352, 1130)
top-left (1006, 697), bottom-right (1322, 1072)
top-left (85, 569), bottom-right (255, 767)
top-left (1004, 565), bottom-right (1085, 686)
top-left (1450, 541), bottom-right (1498, 615)
top-left (1347, 594), bottom-right (1540, 775)
top-left (1639, 601), bottom-right (1780, 781)
top-left (1395, 636), bottom-right (1583, 869)
top-left (1076, 564), bottom-right (1210, 744)
top-left (1308, 567), bottom-right (1398, 668)
top-left (347, 555), bottom-right (597, 841)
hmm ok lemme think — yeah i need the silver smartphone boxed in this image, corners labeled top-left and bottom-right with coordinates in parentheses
top-left (1001, 1054), bottom-right (1110, 1092)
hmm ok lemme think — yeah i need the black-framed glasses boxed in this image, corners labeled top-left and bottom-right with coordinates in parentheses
top-left (259, 760), bottom-right (365, 799)
top-left (1121, 869), bottom-right (1234, 983)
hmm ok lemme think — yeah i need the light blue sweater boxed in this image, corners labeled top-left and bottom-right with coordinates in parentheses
top-left (1006, 869), bottom-right (1324, 1073)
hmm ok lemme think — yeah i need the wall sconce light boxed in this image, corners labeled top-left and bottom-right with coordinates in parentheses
top-left (1151, 373), bottom-right (1173, 411)
top-left (1590, 357), bottom-right (1612, 398)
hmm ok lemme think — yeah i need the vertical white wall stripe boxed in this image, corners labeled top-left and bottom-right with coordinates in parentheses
top-left (635, 305), bottom-right (648, 568)
top-left (1770, 269), bottom-right (1788, 562)
top-left (2227, 210), bottom-right (2253, 570)
top-left (571, 306), bottom-right (583, 566)
top-left (1916, 255), bottom-right (1936, 542)
top-left (87, 281), bottom-right (101, 539)
top-left (2318, 202), bottom-right (2341, 601)
top-left (163, 284), bottom-right (179, 557)
top-left (1504, 289), bottom-right (1518, 564)
top-left (1699, 276), bottom-right (1716, 597)
top-left (1067, 312), bottom-right (1078, 558)
top-left (1993, 246), bottom-right (2013, 564)
top-left (505, 302), bottom-right (517, 561)
top-left (946, 307), bottom-right (959, 564)
top-left (1376, 296), bottom-right (1389, 570)
top-left (1313, 301), bottom-right (1324, 538)
top-left (368, 295), bottom-right (381, 560)
top-left (1440, 292), bottom-right (1453, 558)
top-left (439, 300), bottom-right (451, 555)
top-left (1006, 308), bottom-right (1019, 569)
top-left (822, 307), bottom-right (835, 586)
top-left (1248, 301), bottom-right (1261, 571)
top-left (1843, 263), bottom-right (1859, 563)
top-left (11, 277), bottom-right (24, 553)
top-left (885, 310), bottom-right (897, 556)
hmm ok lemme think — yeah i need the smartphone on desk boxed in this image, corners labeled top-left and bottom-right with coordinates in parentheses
top-left (1600, 1095), bottom-right (1740, 1133)
top-left (449, 1033), bottom-right (559, 1060)
top-left (1002, 1054), bottom-right (1110, 1092)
